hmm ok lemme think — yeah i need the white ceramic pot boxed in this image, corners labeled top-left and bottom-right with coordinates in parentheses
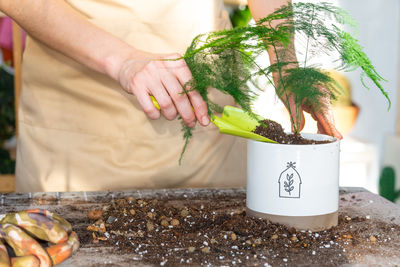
top-left (246, 133), bottom-right (340, 231)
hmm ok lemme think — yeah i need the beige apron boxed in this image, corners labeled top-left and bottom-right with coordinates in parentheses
top-left (15, 0), bottom-right (246, 192)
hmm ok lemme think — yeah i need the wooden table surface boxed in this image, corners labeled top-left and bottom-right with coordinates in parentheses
top-left (0, 187), bottom-right (399, 266)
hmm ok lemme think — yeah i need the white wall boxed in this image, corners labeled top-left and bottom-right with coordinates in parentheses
top-left (339, 0), bottom-right (400, 162)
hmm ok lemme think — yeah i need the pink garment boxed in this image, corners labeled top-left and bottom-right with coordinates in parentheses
top-left (0, 17), bottom-right (26, 51)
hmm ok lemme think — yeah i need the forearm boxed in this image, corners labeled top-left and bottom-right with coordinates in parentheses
top-left (0, 0), bottom-right (209, 127)
top-left (248, 0), bottom-right (297, 75)
top-left (0, 0), bottom-right (143, 80)
top-left (248, 0), bottom-right (289, 23)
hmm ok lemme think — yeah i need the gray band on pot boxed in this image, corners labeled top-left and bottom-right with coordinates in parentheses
top-left (246, 207), bottom-right (338, 231)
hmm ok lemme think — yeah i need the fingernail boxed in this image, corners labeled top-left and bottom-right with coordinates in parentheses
top-left (189, 121), bottom-right (196, 128)
top-left (202, 116), bottom-right (210, 126)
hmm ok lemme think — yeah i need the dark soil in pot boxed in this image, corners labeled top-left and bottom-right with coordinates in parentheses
top-left (254, 119), bottom-right (332, 144)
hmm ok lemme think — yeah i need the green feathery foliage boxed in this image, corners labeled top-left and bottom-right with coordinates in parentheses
top-left (176, 2), bottom-right (389, 162)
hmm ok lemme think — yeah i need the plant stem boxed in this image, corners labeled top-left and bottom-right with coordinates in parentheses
top-left (268, 22), bottom-right (299, 133)
top-left (303, 5), bottom-right (315, 68)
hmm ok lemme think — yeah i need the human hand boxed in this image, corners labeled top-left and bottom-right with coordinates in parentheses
top-left (280, 88), bottom-right (343, 140)
top-left (0, 209), bottom-right (79, 267)
top-left (117, 52), bottom-right (210, 128)
top-left (267, 57), bottom-right (343, 140)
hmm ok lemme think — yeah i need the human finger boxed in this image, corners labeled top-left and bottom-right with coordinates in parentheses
top-left (304, 95), bottom-right (342, 139)
top-left (167, 57), bottom-right (209, 127)
top-left (144, 61), bottom-right (178, 121)
top-left (311, 111), bottom-right (343, 139)
top-left (158, 67), bottom-right (196, 127)
top-left (130, 76), bottom-right (161, 120)
top-left (0, 224), bottom-right (51, 267)
top-left (168, 56), bottom-right (209, 125)
top-left (306, 85), bottom-right (343, 139)
top-left (187, 90), bottom-right (209, 126)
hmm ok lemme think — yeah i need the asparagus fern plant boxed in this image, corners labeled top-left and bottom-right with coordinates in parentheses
top-left (177, 2), bottom-right (389, 163)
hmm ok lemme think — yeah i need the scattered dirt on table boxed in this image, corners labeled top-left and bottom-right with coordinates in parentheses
top-left (254, 119), bottom-right (332, 144)
top-left (83, 193), bottom-right (400, 266)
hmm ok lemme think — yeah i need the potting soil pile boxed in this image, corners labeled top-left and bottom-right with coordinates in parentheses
top-left (253, 119), bottom-right (331, 144)
top-left (84, 192), bottom-right (400, 266)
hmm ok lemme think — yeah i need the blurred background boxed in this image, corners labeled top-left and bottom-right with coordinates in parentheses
top-left (1, 0), bottom-right (399, 204)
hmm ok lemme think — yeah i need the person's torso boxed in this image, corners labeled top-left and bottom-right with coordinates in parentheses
top-left (16, 0), bottom-right (246, 192)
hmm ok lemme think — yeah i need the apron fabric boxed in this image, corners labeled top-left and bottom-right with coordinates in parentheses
top-left (15, 0), bottom-right (246, 192)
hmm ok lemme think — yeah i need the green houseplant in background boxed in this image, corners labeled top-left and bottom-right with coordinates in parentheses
top-left (230, 5), bottom-right (252, 28)
top-left (0, 66), bottom-right (16, 174)
top-left (175, 2), bottom-right (389, 161)
top-left (379, 166), bottom-right (400, 203)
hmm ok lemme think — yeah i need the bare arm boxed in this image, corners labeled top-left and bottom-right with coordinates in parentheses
top-left (0, 0), bottom-right (133, 80)
top-left (0, 0), bottom-right (209, 127)
top-left (248, 0), bottom-right (286, 24)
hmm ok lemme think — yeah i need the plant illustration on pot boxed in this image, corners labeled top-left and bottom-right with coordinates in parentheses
top-left (278, 162), bottom-right (302, 198)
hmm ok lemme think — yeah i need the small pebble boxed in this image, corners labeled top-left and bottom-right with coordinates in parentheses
top-left (180, 209), bottom-right (189, 217)
top-left (161, 219), bottom-right (169, 227)
top-left (369, 236), bottom-right (377, 242)
top-left (106, 216), bottom-right (117, 224)
top-left (188, 247), bottom-right (196, 253)
top-left (270, 234), bottom-right (278, 240)
top-left (88, 210), bottom-right (104, 221)
top-left (130, 209), bottom-right (136, 216)
top-left (146, 222), bottom-right (154, 231)
top-left (231, 233), bottom-right (237, 241)
top-left (99, 223), bottom-right (106, 233)
top-left (87, 225), bottom-right (99, 232)
top-left (201, 247), bottom-right (210, 253)
top-left (171, 219), bottom-right (180, 226)
top-left (147, 212), bottom-right (154, 220)
top-left (254, 238), bottom-right (262, 245)
top-left (137, 231), bottom-right (144, 238)
top-left (290, 236), bottom-right (298, 242)
top-left (116, 199), bottom-right (127, 206)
